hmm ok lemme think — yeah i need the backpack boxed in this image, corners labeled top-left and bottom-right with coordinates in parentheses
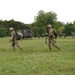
top-left (15, 31), bottom-right (23, 40)
top-left (53, 29), bottom-right (58, 39)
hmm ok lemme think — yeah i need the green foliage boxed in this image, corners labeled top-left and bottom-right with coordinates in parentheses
top-left (58, 26), bottom-right (65, 34)
top-left (0, 19), bottom-right (24, 37)
top-left (45, 11), bottom-right (57, 25)
top-left (63, 23), bottom-right (74, 35)
top-left (34, 10), bottom-right (57, 36)
top-left (54, 21), bottom-right (63, 30)
top-left (31, 27), bottom-right (38, 37)
top-left (0, 28), bottom-right (7, 37)
top-left (7, 19), bottom-right (22, 29)
top-left (1, 10), bottom-right (75, 37)
top-left (0, 24), bottom-right (8, 37)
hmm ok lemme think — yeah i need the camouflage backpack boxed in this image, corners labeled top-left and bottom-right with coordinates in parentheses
top-left (53, 29), bottom-right (58, 39)
top-left (15, 31), bottom-right (23, 40)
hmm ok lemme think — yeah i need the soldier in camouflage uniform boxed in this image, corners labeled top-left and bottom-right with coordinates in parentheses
top-left (9, 27), bottom-right (23, 51)
top-left (47, 24), bottom-right (60, 50)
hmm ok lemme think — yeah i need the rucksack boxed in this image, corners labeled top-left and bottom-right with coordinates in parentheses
top-left (15, 31), bottom-right (23, 40)
top-left (54, 31), bottom-right (58, 39)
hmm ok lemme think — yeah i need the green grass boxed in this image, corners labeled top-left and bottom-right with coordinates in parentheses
top-left (0, 37), bottom-right (75, 75)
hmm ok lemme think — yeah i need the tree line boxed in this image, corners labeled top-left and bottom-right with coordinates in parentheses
top-left (0, 10), bottom-right (75, 37)
top-left (0, 19), bottom-right (23, 37)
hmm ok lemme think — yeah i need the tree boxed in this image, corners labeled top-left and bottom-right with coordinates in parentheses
top-left (63, 22), bottom-right (74, 35)
top-left (72, 21), bottom-right (75, 32)
top-left (54, 21), bottom-right (63, 30)
top-left (34, 10), bottom-right (57, 36)
top-left (0, 19), bottom-right (24, 37)
top-left (0, 26), bottom-right (7, 37)
top-left (58, 26), bottom-right (65, 34)
top-left (45, 11), bottom-right (57, 26)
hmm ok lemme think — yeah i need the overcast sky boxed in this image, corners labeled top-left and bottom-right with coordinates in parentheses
top-left (0, 0), bottom-right (75, 23)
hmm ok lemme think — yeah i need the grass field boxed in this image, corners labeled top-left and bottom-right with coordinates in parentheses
top-left (0, 37), bottom-right (75, 75)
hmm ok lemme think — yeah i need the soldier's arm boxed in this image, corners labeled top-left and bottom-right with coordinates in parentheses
top-left (45, 33), bottom-right (48, 44)
top-left (9, 33), bottom-right (13, 43)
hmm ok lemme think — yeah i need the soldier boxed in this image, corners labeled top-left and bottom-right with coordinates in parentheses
top-left (71, 32), bottom-right (75, 38)
top-left (9, 27), bottom-right (23, 51)
top-left (41, 33), bottom-right (44, 38)
top-left (58, 33), bottom-right (62, 38)
top-left (63, 33), bottom-right (67, 39)
top-left (47, 24), bottom-right (60, 50)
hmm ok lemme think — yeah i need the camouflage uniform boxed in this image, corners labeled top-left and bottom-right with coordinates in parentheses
top-left (11, 31), bottom-right (18, 47)
top-left (9, 27), bottom-right (23, 51)
top-left (47, 24), bottom-right (60, 50)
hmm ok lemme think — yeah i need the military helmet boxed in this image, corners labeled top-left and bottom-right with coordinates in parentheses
top-left (9, 27), bottom-right (14, 31)
top-left (47, 24), bottom-right (52, 28)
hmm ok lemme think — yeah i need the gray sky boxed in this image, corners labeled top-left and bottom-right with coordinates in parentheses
top-left (0, 0), bottom-right (75, 23)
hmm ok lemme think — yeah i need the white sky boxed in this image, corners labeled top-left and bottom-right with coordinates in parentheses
top-left (0, 0), bottom-right (75, 23)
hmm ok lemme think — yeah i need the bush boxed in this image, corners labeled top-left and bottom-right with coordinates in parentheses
top-left (0, 28), bottom-right (8, 37)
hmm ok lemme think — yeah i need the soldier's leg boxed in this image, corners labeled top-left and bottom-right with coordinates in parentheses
top-left (51, 39), bottom-right (60, 50)
top-left (12, 42), bottom-right (15, 51)
top-left (52, 44), bottom-right (60, 50)
top-left (48, 38), bottom-right (51, 50)
top-left (16, 41), bottom-right (23, 51)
